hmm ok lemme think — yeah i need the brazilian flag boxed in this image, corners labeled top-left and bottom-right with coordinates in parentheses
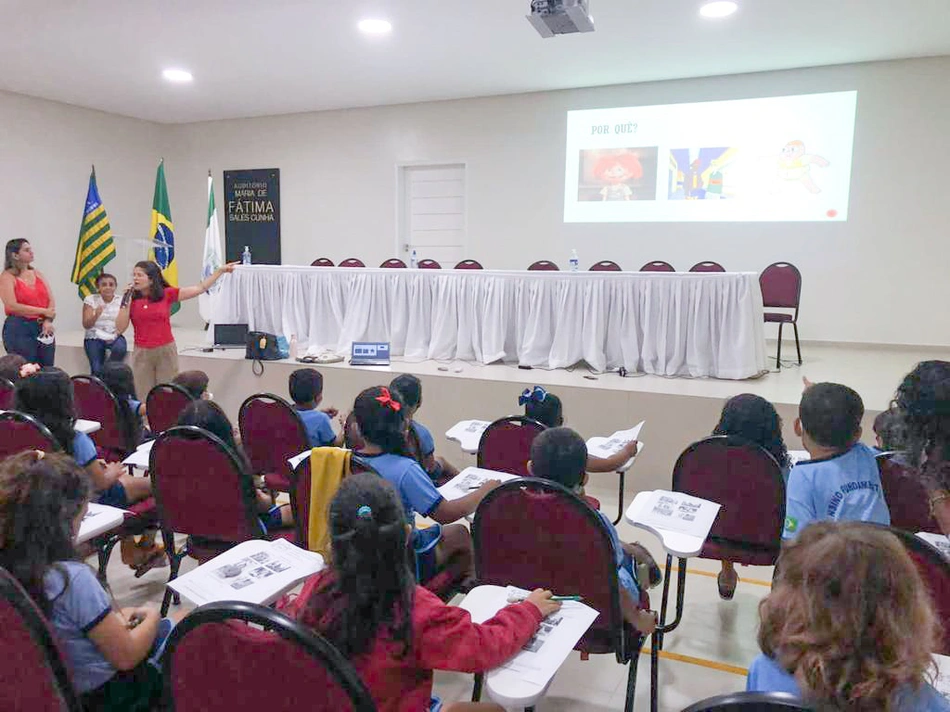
top-left (149, 159), bottom-right (179, 314)
top-left (70, 167), bottom-right (116, 299)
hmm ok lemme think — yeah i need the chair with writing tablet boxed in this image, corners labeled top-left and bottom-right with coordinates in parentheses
top-left (0, 410), bottom-right (59, 460)
top-left (454, 259), bottom-right (484, 269)
top-left (146, 383), bottom-right (195, 435)
top-left (590, 260), bottom-right (622, 271)
top-left (877, 453), bottom-right (941, 534)
top-left (310, 258), bottom-right (335, 267)
top-left (379, 258), bottom-right (407, 268)
top-left (239, 393), bottom-right (309, 495)
top-left (71, 374), bottom-right (138, 461)
top-left (0, 377), bottom-right (14, 410)
top-left (640, 260), bottom-right (676, 272)
top-left (338, 258), bottom-right (365, 268)
top-left (679, 692), bottom-right (810, 712)
top-left (527, 260), bottom-right (559, 271)
top-left (477, 416), bottom-right (546, 477)
top-left (418, 258), bottom-right (441, 269)
top-left (162, 601), bottom-right (376, 712)
top-left (473, 478), bottom-right (654, 712)
top-left (0, 567), bottom-right (84, 712)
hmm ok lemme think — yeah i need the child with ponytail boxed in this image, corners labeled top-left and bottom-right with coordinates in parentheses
top-left (284, 472), bottom-right (560, 712)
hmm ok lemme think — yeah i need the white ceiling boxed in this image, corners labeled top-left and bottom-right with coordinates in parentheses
top-left (1, 0), bottom-right (949, 124)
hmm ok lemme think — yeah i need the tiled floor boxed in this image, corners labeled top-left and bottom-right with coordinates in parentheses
top-left (100, 475), bottom-right (771, 712)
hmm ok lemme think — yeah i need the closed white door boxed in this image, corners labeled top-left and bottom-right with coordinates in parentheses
top-left (398, 164), bottom-right (466, 267)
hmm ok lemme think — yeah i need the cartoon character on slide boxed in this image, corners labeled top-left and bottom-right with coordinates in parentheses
top-left (593, 152), bottom-right (643, 201)
top-left (777, 140), bottom-right (830, 194)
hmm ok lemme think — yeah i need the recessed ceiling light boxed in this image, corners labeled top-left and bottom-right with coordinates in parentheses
top-left (700, 1), bottom-right (738, 18)
top-left (162, 68), bottom-right (193, 83)
top-left (358, 18), bottom-right (392, 34)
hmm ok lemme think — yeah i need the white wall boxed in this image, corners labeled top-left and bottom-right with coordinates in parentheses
top-left (4, 57), bottom-right (949, 345)
top-left (0, 90), bottom-right (165, 332)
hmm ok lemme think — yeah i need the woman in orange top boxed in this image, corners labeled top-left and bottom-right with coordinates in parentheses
top-left (0, 239), bottom-right (56, 366)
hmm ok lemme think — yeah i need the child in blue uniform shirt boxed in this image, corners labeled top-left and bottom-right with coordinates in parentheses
top-left (390, 374), bottom-right (459, 485)
top-left (748, 521), bottom-right (949, 711)
top-left (527, 426), bottom-right (659, 634)
top-left (289, 368), bottom-right (342, 448)
top-left (783, 382), bottom-right (889, 539)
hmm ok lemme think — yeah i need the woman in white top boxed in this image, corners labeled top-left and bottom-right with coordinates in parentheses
top-left (82, 273), bottom-right (126, 376)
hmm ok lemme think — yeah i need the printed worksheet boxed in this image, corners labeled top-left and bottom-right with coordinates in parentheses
top-left (637, 490), bottom-right (721, 538)
top-left (586, 421), bottom-right (645, 460)
top-left (437, 467), bottom-right (520, 501)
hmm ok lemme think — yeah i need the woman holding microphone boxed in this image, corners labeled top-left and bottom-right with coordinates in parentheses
top-left (115, 260), bottom-right (236, 398)
top-left (0, 239), bottom-right (56, 366)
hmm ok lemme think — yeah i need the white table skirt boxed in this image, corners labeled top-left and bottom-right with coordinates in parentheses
top-left (213, 266), bottom-right (767, 379)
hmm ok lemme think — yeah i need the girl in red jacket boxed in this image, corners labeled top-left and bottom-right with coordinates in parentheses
top-left (284, 472), bottom-right (561, 712)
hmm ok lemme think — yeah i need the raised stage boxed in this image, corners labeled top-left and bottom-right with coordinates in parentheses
top-left (49, 327), bottom-right (950, 501)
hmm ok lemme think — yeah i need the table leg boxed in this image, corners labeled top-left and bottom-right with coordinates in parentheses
top-left (612, 469), bottom-right (626, 525)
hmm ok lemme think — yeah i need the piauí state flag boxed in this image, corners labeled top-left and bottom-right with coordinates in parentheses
top-left (70, 167), bottom-right (116, 299)
top-left (149, 159), bottom-right (178, 314)
top-left (198, 173), bottom-right (223, 323)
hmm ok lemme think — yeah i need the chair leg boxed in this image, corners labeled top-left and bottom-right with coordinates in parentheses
top-left (160, 530), bottom-right (183, 617)
top-left (95, 536), bottom-right (119, 586)
top-left (793, 322), bottom-right (802, 365)
top-left (657, 554), bottom-right (673, 651)
top-left (624, 646), bottom-right (640, 712)
top-left (776, 322), bottom-right (784, 369)
top-left (613, 469), bottom-right (626, 525)
top-left (650, 631), bottom-right (660, 712)
top-left (471, 672), bottom-right (483, 702)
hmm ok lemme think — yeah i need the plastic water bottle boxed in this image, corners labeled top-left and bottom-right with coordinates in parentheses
top-left (289, 334), bottom-right (298, 361)
top-left (569, 249), bottom-right (579, 272)
top-left (242, 246), bottom-right (252, 265)
top-left (410, 249), bottom-right (418, 269)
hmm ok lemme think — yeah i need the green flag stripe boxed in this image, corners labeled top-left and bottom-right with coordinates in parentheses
top-left (83, 215), bottom-right (110, 237)
top-left (83, 205), bottom-right (105, 225)
top-left (76, 241), bottom-right (116, 280)
top-left (79, 223), bottom-right (113, 252)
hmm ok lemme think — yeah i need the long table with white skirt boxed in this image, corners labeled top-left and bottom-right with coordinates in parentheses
top-left (212, 265), bottom-right (767, 379)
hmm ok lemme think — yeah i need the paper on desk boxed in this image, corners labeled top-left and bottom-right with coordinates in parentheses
top-left (168, 538), bottom-right (324, 607)
top-left (585, 421), bottom-right (644, 459)
top-left (437, 467), bottom-right (520, 501)
top-left (917, 532), bottom-right (950, 559)
top-left (934, 653), bottom-right (950, 700)
top-left (471, 585), bottom-right (597, 687)
top-left (638, 490), bottom-right (721, 538)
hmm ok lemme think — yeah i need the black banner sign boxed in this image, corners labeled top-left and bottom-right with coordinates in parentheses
top-left (223, 168), bottom-right (281, 264)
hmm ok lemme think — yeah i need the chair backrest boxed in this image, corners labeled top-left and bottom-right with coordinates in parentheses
top-left (877, 454), bottom-right (941, 534)
top-left (417, 259), bottom-right (441, 269)
top-left (589, 260), bottom-right (622, 271)
top-left (0, 567), bottom-right (83, 712)
top-left (689, 261), bottom-right (726, 273)
top-left (0, 411), bottom-right (61, 460)
top-left (640, 260), bottom-right (675, 272)
top-left (379, 258), bottom-right (407, 268)
top-left (163, 601), bottom-right (376, 712)
top-left (679, 692), bottom-right (810, 712)
top-left (528, 260), bottom-right (559, 271)
top-left (310, 258), bottom-right (335, 267)
top-left (473, 479), bottom-right (626, 658)
top-left (145, 383), bottom-right (195, 435)
top-left (759, 262), bottom-right (802, 310)
top-left (290, 454), bottom-right (376, 547)
top-left (71, 375), bottom-right (134, 459)
top-left (150, 426), bottom-right (264, 544)
top-left (454, 259), bottom-right (483, 269)
top-left (883, 525), bottom-right (950, 656)
top-left (673, 436), bottom-right (785, 560)
top-left (476, 416), bottom-right (546, 476)
top-left (0, 377), bottom-right (14, 410)
top-left (238, 393), bottom-right (310, 482)
top-left (338, 258), bottom-right (365, 268)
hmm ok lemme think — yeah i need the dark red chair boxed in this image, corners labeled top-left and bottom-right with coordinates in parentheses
top-left (640, 261), bottom-right (675, 272)
top-left (680, 692), bottom-right (808, 712)
top-left (689, 261), bottom-right (726, 273)
top-left (878, 454), bottom-right (941, 534)
top-left (150, 426), bottom-right (294, 615)
top-left (473, 479), bottom-right (652, 712)
top-left (590, 260), bottom-right (622, 271)
top-left (0, 567), bottom-right (83, 712)
top-left (71, 375), bottom-right (137, 461)
top-left (454, 259), bottom-right (483, 269)
top-left (759, 262), bottom-right (802, 369)
top-left (0, 410), bottom-right (60, 460)
top-left (0, 377), bottom-right (14, 410)
top-left (476, 416), bottom-right (546, 476)
top-left (873, 524), bottom-right (950, 656)
top-left (290, 452), bottom-right (364, 553)
top-left (338, 258), bottom-right (365, 268)
top-left (162, 601), bottom-right (376, 712)
top-left (239, 393), bottom-right (310, 493)
top-left (379, 258), bottom-right (407, 268)
top-left (672, 436), bottom-right (785, 568)
top-left (310, 258), bottom-right (335, 267)
top-left (528, 260), bottom-right (559, 271)
top-left (417, 259), bottom-right (441, 269)
top-left (145, 383), bottom-right (195, 435)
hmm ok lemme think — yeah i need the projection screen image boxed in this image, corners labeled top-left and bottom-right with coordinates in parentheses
top-left (564, 91), bottom-right (857, 223)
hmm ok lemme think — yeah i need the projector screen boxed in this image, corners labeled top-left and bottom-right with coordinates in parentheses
top-left (564, 91), bottom-right (857, 223)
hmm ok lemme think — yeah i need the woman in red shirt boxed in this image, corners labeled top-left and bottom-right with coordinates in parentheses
top-left (0, 239), bottom-right (56, 366)
top-left (114, 260), bottom-right (234, 400)
top-left (282, 472), bottom-right (560, 712)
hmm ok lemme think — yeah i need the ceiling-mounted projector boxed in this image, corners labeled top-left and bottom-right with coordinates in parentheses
top-left (527, 0), bottom-right (594, 38)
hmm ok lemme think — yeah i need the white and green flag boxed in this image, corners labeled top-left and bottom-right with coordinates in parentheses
top-left (198, 172), bottom-right (224, 323)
